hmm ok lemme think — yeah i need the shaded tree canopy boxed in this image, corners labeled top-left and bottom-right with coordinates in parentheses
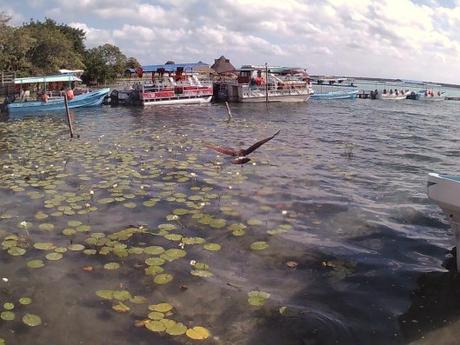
top-left (0, 16), bottom-right (138, 82)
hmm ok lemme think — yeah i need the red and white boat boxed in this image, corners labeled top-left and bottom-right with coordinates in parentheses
top-left (135, 63), bottom-right (213, 106)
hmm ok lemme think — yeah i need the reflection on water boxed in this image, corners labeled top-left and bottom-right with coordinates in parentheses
top-left (0, 99), bottom-right (459, 345)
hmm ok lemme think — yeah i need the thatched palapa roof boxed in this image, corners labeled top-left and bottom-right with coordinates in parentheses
top-left (211, 56), bottom-right (236, 74)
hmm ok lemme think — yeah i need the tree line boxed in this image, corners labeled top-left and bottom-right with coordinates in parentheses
top-left (0, 14), bottom-right (140, 84)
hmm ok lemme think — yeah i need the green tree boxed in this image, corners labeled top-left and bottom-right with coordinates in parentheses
top-left (82, 44), bottom-right (127, 84)
top-left (125, 57), bottom-right (141, 69)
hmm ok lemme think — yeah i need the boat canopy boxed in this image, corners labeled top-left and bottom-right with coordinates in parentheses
top-left (128, 62), bottom-right (209, 74)
top-left (14, 75), bottom-right (82, 85)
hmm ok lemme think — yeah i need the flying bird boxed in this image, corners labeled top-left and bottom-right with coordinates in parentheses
top-left (206, 130), bottom-right (280, 164)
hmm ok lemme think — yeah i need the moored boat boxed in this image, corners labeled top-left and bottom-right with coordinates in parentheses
top-left (214, 65), bottom-right (313, 103)
top-left (406, 89), bottom-right (445, 101)
top-left (310, 78), bottom-right (358, 100)
top-left (6, 74), bottom-right (110, 113)
top-left (427, 173), bottom-right (460, 268)
top-left (135, 63), bottom-right (213, 106)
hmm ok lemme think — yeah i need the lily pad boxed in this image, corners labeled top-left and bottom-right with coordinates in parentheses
top-left (22, 313), bottom-right (42, 327)
top-left (112, 302), bottom-right (130, 313)
top-left (7, 247), bottom-right (26, 256)
top-left (27, 259), bottom-right (45, 269)
top-left (248, 290), bottom-right (270, 306)
top-left (19, 297), bottom-right (32, 305)
top-left (203, 243), bottom-right (221, 251)
top-left (149, 303), bottom-right (173, 313)
top-left (0, 311), bottom-right (15, 321)
top-left (33, 242), bottom-right (55, 251)
top-left (148, 311), bottom-right (164, 320)
top-left (45, 252), bottom-right (63, 261)
top-left (104, 262), bottom-right (120, 270)
top-left (154, 273), bottom-right (173, 285)
top-left (145, 320), bottom-right (165, 332)
top-left (166, 321), bottom-right (187, 336)
top-left (113, 290), bottom-right (132, 301)
top-left (161, 248), bottom-right (186, 261)
top-left (38, 223), bottom-right (54, 231)
top-left (144, 246), bottom-right (165, 255)
top-left (3, 303), bottom-right (14, 310)
top-left (186, 326), bottom-right (210, 340)
top-left (96, 290), bottom-right (114, 300)
top-left (68, 244), bottom-right (85, 251)
top-left (191, 270), bottom-right (213, 278)
top-left (250, 241), bottom-right (269, 251)
top-left (247, 218), bottom-right (263, 226)
top-left (145, 257), bottom-right (165, 266)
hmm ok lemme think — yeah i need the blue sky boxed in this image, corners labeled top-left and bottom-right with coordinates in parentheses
top-left (2, 0), bottom-right (460, 84)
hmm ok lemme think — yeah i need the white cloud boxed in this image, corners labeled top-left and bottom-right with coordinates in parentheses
top-left (5, 0), bottom-right (460, 83)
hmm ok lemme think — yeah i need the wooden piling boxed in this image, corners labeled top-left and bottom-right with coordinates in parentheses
top-left (225, 101), bottom-right (232, 122)
top-left (265, 62), bottom-right (269, 103)
top-left (63, 94), bottom-right (74, 138)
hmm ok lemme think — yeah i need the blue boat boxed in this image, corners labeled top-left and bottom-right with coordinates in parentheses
top-left (6, 74), bottom-right (110, 113)
top-left (7, 88), bottom-right (110, 113)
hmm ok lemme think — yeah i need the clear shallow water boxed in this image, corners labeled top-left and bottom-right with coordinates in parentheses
top-left (0, 99), bottom-right (459, 345)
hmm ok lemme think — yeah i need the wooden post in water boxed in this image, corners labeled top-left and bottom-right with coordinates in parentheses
top-left (265, 62), bottom-right (269, 103)
top-left (225, 101), bottom-right (232, 122)
top-left (63, 94), bottom-right (74, 138)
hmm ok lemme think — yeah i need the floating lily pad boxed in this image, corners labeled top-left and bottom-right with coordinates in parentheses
top-left (149, 303), bottom-right (173, 313)
top-left (68, 244), bottom-right (85, 251)
top-left (186, 326), bottom-right (210, 340)
top-left (248, 290), bottom-right (270, 306)
top-left (38, 223), bottom-right (54, 231)
top-left (247, 218), bottom-right (263, 226)
top-left (104, 262), bottom-right (120, 270)
top-left (27, 260), bottom-right (45, 269)
top-left (154, 273), bottom-right (173, 285)
top-left (191, 270), bottom-right (213, 278)
top-left (123, 202), bottom-right (136, 209)
top-left (250, 241), bottom-right (269, 251)
top-left (203, 243), bottom-right (221, 251)
top-left (161, 248), bottom-right (186, 261)
top-left (0, 311), bottom-right (15, 321)
top-left (33, 242), bottom-right (55, 251)
top-left (112, 302), bottom-right (130, 313)
top-left (8, 247), bottom-right (26, 256)
top-left (96, 290), bottom-right (113, 300)
top-left (19, 297), bottom-right (32, 305)
top-left (22, 313), bottom-right (42, 327)
top-left (144, 246), bottom-right (165, 255)
top-left (68, 220), bottom-right (82, 227)
top-left (145, 257), bottom-right (165, 266)
top-left (3, 303), bottom-right (14, 310)
top-left (209, 218), bottom-right (226, 229)
top-left (166, 321), bottom-right (187, 335)
top-left (113, 290), bottom-right (132, 301)
top-left (45, 252), bottom-right (63, 261)
top-left (62, 228), bottom-right (76, 236)
top-left (164, 233), bottom-right (182, 241)
top-left (145, 320), bottom-right (165, 332)
top-left (148, 311), bottom-right (164, 320)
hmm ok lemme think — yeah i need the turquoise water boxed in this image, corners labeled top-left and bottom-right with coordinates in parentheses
top-left (0, 99), bottom-right (459, 345)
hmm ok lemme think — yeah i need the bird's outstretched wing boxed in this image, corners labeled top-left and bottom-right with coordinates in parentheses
top-left (242, 130), bottom-right (280, 156)
top-left (205, 143), bottom-right (238, 156)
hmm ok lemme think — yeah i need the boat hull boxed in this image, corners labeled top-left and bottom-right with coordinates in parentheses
top-left (311, 90), bottom-right (358, 100)
top-left (241, 94), bottom-right (311, 103)
top-left (7, 88), bottom-right (110, 113)
top-left (142, 95), bottom-right (212, 106)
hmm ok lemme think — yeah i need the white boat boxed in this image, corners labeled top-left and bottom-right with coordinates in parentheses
top-left (135, 63), bottom-right (213, 106)
top-left (215, 65), bottom-right (313, 103)
top-left (427, 173), bottom-right (460, 268)
top-left (376, 90), bottom-right (409, 100)
top-left (406, 89), bottom-right (445, 101)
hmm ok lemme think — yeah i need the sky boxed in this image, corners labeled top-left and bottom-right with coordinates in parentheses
top-left (2, 0), bottom-right (460, 84)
